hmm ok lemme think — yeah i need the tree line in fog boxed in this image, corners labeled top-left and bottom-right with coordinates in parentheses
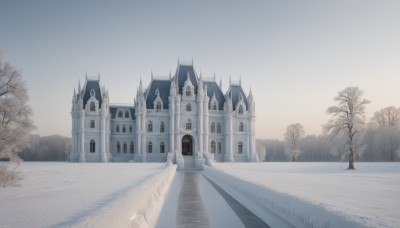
top-left (257, 106), bottom-right (400, 162)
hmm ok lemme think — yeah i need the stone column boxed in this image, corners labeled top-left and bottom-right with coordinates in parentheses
top-left (79, 110), bottom-right (85, 162)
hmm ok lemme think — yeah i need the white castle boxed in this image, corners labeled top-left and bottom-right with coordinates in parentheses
top-left (70, 61), bottom-right (257, 168)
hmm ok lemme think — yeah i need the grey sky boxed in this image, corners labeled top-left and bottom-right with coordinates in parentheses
top-left (1, 1), bottom-right (399, 139)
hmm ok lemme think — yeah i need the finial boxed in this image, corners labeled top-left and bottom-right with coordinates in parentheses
top-left (98, 72), bottom-right (100, 81)
top-left (229, 76), bottom-right (231, 86)
top-left (151, 70), bottom-right (153, 80)
top-left (219, 78), bottom-right (222, 88)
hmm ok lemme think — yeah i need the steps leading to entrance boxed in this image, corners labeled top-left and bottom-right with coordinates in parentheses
top-left (181, 156), bottom-right (200, 171)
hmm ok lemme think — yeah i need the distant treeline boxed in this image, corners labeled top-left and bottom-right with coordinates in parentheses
top-left (18, 135), bottom-right (71, 161)
top-left (257, 125), bottom-right (400, 162)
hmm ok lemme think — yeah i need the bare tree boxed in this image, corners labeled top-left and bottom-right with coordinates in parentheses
top-left (0, 54), bottom-right (34, 186)
top-left (324, 87), bottom-right (370, 169)
top-left (371, 106), bottom-right (400, 127)
top-left (284, 123), bottom-right (305, 161)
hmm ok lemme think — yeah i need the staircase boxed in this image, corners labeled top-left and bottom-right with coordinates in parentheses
top-left (182, 156), bottom-right (199, 171)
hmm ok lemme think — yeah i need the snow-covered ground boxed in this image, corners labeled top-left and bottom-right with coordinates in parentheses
top-left (0, 162), bottom-right (175, 227)
top-left (205, 162), bottom-right (400, 228)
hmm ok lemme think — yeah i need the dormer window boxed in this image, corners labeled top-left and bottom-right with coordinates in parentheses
top-left (125, 110), bottom-right (129, 118)
top-left (90, 102), bottom-right (95, 111)
top-left (186, 103), bottom-right (192, 112)
top-left (90, 89), bottom-right (95, 97)
top-left (186, 86), bottom-right (192, 96)
top-left (212, 102), bottom-right (217, 110)
top-left (156, 102), bottom-right (162, 112)
top-left (238, 105), bottom-right (244, 115)
top-left (118, 111), bottom-right (123, 118)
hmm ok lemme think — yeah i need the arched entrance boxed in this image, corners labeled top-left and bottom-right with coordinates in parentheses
top-left (182, 135), bottom-right (193, 156)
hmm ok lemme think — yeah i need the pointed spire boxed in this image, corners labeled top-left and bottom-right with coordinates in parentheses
top-left (229, 76), bottom-right (231, 86)
top-left (85, 70), bottom-right (87, 80)
top-left (139, 77), bottom-right (143, 93)
top-left (151, 70), bottom-right (153, 80)
top-left (219, 78), bottom-right (222, 88)
top-left (249, 86), bottom-right (253, 96)
top-left (98, 72), bottom-right (100, 81)
top-left (74, 87), bottom-right (76, 96)
top-left (78, 80), bottom-right (81, 93)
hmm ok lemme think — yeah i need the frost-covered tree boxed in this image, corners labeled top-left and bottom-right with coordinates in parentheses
top-left (0, 54), bottom-right (34, 186)
top-left (284, 123), bottom-right (305, 161)
top-left (371, 106), bottom-right (400, 127)
top-left (324, 87), bottom-right (370, 169)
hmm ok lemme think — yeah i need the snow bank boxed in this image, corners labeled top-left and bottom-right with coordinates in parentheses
top-left (0, 162), bottom-right (175, 227)
top-left (203, 164), bottom-right (365, 228)
top-left (72, 163), bottom-right (176, 228)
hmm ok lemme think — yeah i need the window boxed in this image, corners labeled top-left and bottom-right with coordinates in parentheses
top-left (116, 125), bottom-right (120, 133)
top-left (156, 102), bottom-right (162, 112)
top-left (212, 102), bottom-right (217, 110)
top-left (90, 120), bottom-right (95, 128)
top-left (186, 103), bottom-right (192, 112)
top-left (129, 125), bottom-right (133, 133)
top-left (90, 89), bottom-right (95, 97)
top-left (123, 142), bottom-right (127, 153)
top-left (130, 141), bottom-right (134, 153)
top-left (148, 142), bottom-right (153, 153)
top-left (238, 142), bottom-right (243, 154)
top-left (160, 122), bottom-right (165, 133)
top-left (125, 110), bottom-right (129, 118)
top-left (148, 121), bottom-right (153, 132)
top-left (239, 122), bottom-right (244, 132)
top-left (217, 123), bottom-right (221, 133)
top-left (90, 139), bottom-right (95, 153)
top-left (118, 111), bottom-right (123, 118)
top-left (160, 142), bottom-right (165, 153)
top-left (211, 141), bottom-right (216, 154)
top-left (90, 102), bottom-right (95, 111)
top-left (239, 105), bottom-right (244, 115)
top-left (186, 86), bottom-right (191, 96)
top-left (211, 122), bottom-right (215, 133)
top-left (218, 142), bottom-right (222, 154)
top-left (117, 141), bottom-right (121, 153)
top-left (122, 124), bottom-right (126, 133)
top-left (186, 119), bottom-right (192, 130)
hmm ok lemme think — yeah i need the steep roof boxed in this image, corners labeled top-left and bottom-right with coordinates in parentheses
top-left (204, 81), bottom-right (226, 110)
top-left (229, 85), bottom-right (248, 110)
top-left (175, 64), bottom-right (198, 95)
top-left (83, 80), bottom-right (102, 109)
top-left (145, 79), bottom-right (171, 109)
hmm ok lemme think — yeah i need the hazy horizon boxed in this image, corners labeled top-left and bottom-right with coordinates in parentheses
top-left (1, 1), bottom-right (399, 140)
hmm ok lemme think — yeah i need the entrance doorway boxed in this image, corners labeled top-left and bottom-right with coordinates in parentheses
top-left (182, 135), bottom-right (193, 156)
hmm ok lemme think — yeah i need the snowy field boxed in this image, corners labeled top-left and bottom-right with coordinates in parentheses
top-left (205, 162), bottom-right (400, 228)
top-left (0, 162), bottom-right (175, 227)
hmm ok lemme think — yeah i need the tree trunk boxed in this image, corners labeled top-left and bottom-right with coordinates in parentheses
top-left (348, 144), bottom-right (355, 170)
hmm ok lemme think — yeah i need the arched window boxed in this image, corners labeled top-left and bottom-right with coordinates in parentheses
top-left (90, 102), bottom-right (95, 111)
top-left (130, 141), bottom-right (134, 153)
top-left (160, 122), bottom-right (165, 133)
top-left (186, 103), bottom-right (192, 112)
top-left (160, 142), bottom-right (165, 153)
top-left (148, 121), bottom-right (153, 132)
top-left (118, 111), bottom-right (123, 118)
top-left (122, 124), bottom-right (126, 133)
top-left (211, 122), bottom-right (215, 133)
top-left (211, 141), bottom-right (216, 154)
top-left (117, 141), bottom-right (121, 153)
top-left (186, 119), bottom-right (192, 130)
top-left (122, 142), bottom-right (127, 153)
top-left (218, 142), bottom-right (222, 154)
top-left (239, 105), bottom-right (244, 114)
top-left (90, 120), bottom-right (95, 128)
top-left (90, 89), bottom-right (95, 97)
top-left (238, 142), bottom-right (243, 154)
top-left (148, 141), bottom-right (153, 153)
top-left (239, 122), bottom-right (244, 132)
top-left (186, 86), bottom-right (191, 96)
top-left (129, 125), bottom-right (133, 133)
top-left (90, 139), bottom-right (95, 153)
top-left (125, 110), bottom-right (129, 118)
top-left (116, 125), bottom-right (120, 133)
top-left (217, 123), bottom-right (221, 133)
top-left (212, 102), bottom-right (217, 110)
top-left (156, 102), bottom-right (162, 112)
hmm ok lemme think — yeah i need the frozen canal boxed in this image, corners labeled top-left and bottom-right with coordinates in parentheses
top-left (155, 172), bottom-right (269, 228)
